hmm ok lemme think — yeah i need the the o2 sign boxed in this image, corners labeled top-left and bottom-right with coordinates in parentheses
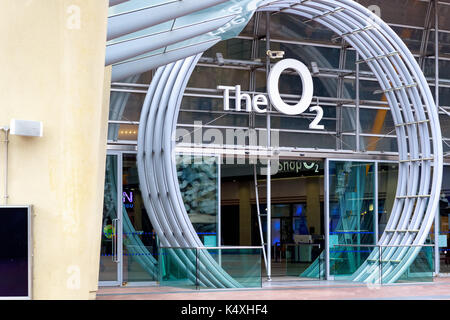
top-left (217, 58), bottom-right (324, 130)
top-left (268, 59), bottom-right (313, 116)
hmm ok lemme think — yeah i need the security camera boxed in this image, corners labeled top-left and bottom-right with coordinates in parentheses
top-left (216, 52), bottom-right (225, 66)
top-left (266, 50), bottom-right (285, 59)
top-left (310, 61), bottom-right (320, 75)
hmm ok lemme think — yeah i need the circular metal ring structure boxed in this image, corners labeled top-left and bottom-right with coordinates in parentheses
top-left (137, 0), bottom-right (443, 286)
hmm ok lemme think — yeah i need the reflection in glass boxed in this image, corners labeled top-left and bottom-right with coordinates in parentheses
top-left (188, 66), bottom-right (250, 90)
top-left (381, 246), bottom-right (434, 283)
top-left (159, 247), bottom-right (262, 289)
top-left (198, 248), bottom-right (262, 289)
top-left (286, 244), bottom-right (324, 279)
top-left (177, 155), bottom-right (219, 246)
top-left (303, 161), bottom-right (376, 279)
top-left (159, 248), bottom-right (198, 289)
top-left (330, 245), bottom-right (380, 281)
top-left (329, 161), bottom-right (375, 245)
top-left (263, 13), bottom-right (335, 45)
top-left (203, 38), bottom-right (252, 60)
top-left (378, 163), bottom-right (399, 237)
top-left (108, 74), bottom-right (143, 142)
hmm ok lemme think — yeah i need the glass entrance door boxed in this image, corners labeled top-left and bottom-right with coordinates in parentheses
top-left (327, 160), bottom-right (376, 279)
top-left (99, 152), bottom-right (159, 287)
top-left (253, 159), bottom-right (326, 279)
top-left (121, 153), bottom-right (159, 284)
top-left (99, 153), bottom-right (122, 285)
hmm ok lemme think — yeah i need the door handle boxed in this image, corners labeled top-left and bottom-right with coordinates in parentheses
top-left (112, 218), bottom-right (119, 263)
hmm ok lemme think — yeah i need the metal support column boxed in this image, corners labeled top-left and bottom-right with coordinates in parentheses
top-left (356, 52), bottom-right (361, 152)
top-left (374, 162), bottom-right (379, 243)
top-left (265, 12), bottom-right (272, 282)
top-left (1, 127), bottom-right (9, 205)
top-left (250, 15), bottom-right (269, 274)
top-left (434, 0), bottom-right (440, 276)
top-left (217, 154), bottom-right (222, 248)
top-left (418, 1), bottom-right (434, 70)
top-left (336, 40), bottom-right (348, 150)
top-left (325, 158), bottom-right (330, 279)
top-left (217, 154), bottom-right (222, 267)
top-left (249, 12), bottom-right (261, 130)
top-left (117, 152), bottom-right (124, 286)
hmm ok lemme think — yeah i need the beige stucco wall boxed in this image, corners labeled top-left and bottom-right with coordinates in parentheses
top-left (88, 65), bottom-right (111, 299)
top-left (0, 0), bottom-right (109, 299)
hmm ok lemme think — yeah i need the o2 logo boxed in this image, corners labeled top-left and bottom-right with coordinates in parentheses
top-left (217, 58), bottom-right (324, 130)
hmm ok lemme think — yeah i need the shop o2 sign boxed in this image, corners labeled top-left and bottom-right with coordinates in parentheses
top-left (217, 58), bottom-right (324, 130)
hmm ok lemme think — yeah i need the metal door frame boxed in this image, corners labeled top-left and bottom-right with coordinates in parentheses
top-left (99, 151), bottom-right (123, 287)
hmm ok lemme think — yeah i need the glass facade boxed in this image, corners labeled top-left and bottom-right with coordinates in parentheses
top-left (381, 245), bottom-right (434, 284)
top-left (103, 0), bottom-right (450, 287)
top-left (440, 166), bottom-right (450, 274)
top-left (330, 244), bottom-right (379, 280)
top-left (99, 152), bottom-right (221, 285)
top-left (329, 161), bottom-right (376, 247)
top-left (219, 158), bottom-right (325, 279)
top-left (177, 155), bottom-right (220, 246)
top-left (99, 154), bottom-right (120, 283)
top-left (122, 154), bottom-right (158, 283)
top-left (328, 161), bottom-right (376, 279)
top-left (377, 163), bottom-right (398, 238)
top-left (159, 247), bottom-right (262, 289)
top-left (159, 247), bottom-right (198, 290)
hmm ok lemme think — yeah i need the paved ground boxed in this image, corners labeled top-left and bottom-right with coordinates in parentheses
top-left (96, 276), bottom-right (450, 300)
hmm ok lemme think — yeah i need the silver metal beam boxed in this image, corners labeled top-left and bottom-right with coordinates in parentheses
top-left (111, 39), bottom-right (219, 81)
top-left (109, 0), bottom-right (129, 7)
top-left (356, 51), bottom-right (360, 152)
top-left (434, 0), bottom-right (441, 276)
top-left (107, 0), bottom-right (229, 41)
top-left (265, 11), bottom-right (272, 282)
top-left (418, 0), bottom-right (434, 69)
top-left (324, 158), bottom-right (330, 279)
top-left (106, 15), bottom-right (234, 66)
top-left (375, 162), bottom-right (379, 243)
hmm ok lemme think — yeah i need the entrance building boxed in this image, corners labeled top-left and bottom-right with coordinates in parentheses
top-left (100, 0), bottom-right (450, 288)
top-left (98, 151), bottom-right (449, 285)
top-left (2, 0), bottom-right (450, 300)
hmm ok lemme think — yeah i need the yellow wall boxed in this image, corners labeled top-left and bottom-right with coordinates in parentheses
top-left (88, 66), bottom-right (111, 299)
top-left (0, 0), bottom-right (109, 299)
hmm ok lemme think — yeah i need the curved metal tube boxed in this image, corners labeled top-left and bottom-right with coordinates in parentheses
top-left (137, 55), bottom-right (243, 287)
top-left (257, 0), bottom-right (442, 283)
top-left (107, 75), bottom-right (159, 279)
top-left (134, 0), bottom-right (443, 287)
